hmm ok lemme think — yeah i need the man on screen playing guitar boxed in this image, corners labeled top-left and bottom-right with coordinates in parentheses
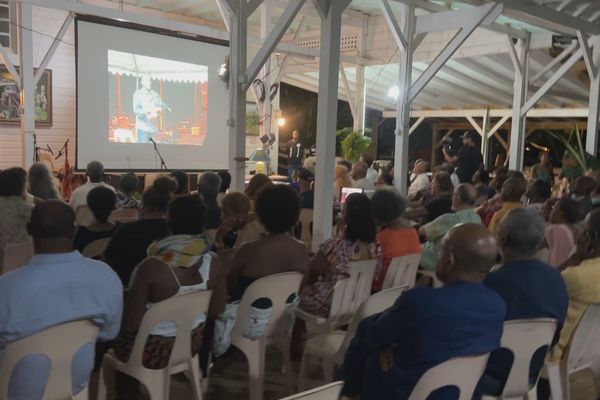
top-left (133, 74), bottom-right (162, 143)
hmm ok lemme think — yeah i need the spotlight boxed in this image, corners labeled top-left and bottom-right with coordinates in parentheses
top-left (277, 117), bottom-right (286, 127)
top-left (218, 56), bottom-right (229, 84)
top-left (387, 84), bottom-right (400, 100)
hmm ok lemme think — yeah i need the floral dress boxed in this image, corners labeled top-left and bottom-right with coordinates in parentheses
top-left (299, 237), bottom-right (382, 317)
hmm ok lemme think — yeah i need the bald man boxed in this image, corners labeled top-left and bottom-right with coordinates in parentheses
top-left (0, 200), bottom-right (122, 399)
top-left (340, 224), bottom-right (506, 400)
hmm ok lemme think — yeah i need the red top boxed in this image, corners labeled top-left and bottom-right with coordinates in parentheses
top-left (373, 227), bottom-right (421, 291)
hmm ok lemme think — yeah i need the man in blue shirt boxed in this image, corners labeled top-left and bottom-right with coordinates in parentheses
top-left (0, 200), bottom-right (123, 399)
top-left (480, 208), bottom-right (569, 396)
top-left (340, 223), bottom-right (506, 399)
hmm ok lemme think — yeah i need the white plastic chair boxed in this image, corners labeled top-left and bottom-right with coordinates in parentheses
top-left (109, 208), bottom-right (138, 223)
top-left (296, 259), bottom-right (377, 335)
top-left (0, 320), bottom-right (99, 400)
top-left (381, 253), bottom-right (421, 290)
top-left (2, 240), bottom-right (34, 274)
top-left (75, 206), bottom-right (94, 226)
top-left (298, 208), bottom-right (313, 247)
top-left (298, 286), bottom-right (407, 391)
top-left (82, 237), bottom-right (111, 259)
top-left (98, 290), bottom-right (212, 400)
top-left (482, 318), bottom-right (557, 400)
top-left (409, 354), bottom-right (491, 400)
top-left (547, 304), bottom-right (600, 400)
top-left (229, 272), bottom-right (304, 400)
top-left (279, 381), bottom-right (343, 400)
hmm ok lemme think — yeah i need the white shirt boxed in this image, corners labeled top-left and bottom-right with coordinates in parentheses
top-left (353, 177), bottom-right (375, 191)
top-left (408, 173), bottom-right (429, 197)
top-left (69, 181), bottom-right (116, 211)
top-left (366, 167), bottom-right (379, 186)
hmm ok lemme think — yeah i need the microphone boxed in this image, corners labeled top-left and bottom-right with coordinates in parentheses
top-left (149, 137), bottom-right (156, 145)
top-left (46, 144), bottom-right (54, 155)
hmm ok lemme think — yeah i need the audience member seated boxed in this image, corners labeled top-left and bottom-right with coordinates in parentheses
top-left (544, 197), bottom-right (584, 268)
top-left (198, 172), bottom-right (222, 230)
top-left (526, 179), bottom-right (552, 212)
top-left (334, 164), bottom-right (353, 203)
top-left (104, 176), bottom-right (174, 287)
top-left (298, 168), bottom-right (314, 209)
top-left (361, 153), bottom-right (378, 187)
top-left (405, 171), bottom-right (454, 225)
top-left (479, 208), bottom-right (568, 396)
top-left (487, 176), bottom-right (526, 234)
top-left (370, 189), bottom-right (420, 292)
top-left (475, 183), bottom-right (491, 207)
top-left (116, 171), bottom-right (141, 209)
top-left (245, 173), bottom-right (272, 204)
top-left (228, 185), bottom-right (310, 300)
top-left (351, 161), bottom-right (375, 190)
top-left (217, 170), bottom-right (232, 206)
top-left (407, 159), bottom-right (429, 200)
top-left (0, 168), bottom-right (33, 268)
top-left (375, 172), bottom-right (394, 188)
top-left (548, 209), bottom-right (600, 370)
top-left (340, 224), bottom-right (505, 399)
top-left (0, 201), bottom-right (122, 399)
top-left (420, 184), bottom-right (482, 272)
top-left (69, 160), bottom-right (115, 211)
top-left (338, 159), bottom-right (353, 173)
top-left (215, 186), bottom-right (310, 356)
top-left (300, 193), bottom-right (382, 316)
top-left (570, 175), bottom-right (595, 217)
top-left (472, 166), bottom-right (495, 198)
top-left (73, 187), bottom-right (119, 253)
top-left (28, 162), bottom-right (62, 200)
top-left (170, 170), bottom-right (189, 197)
top-left (213, 192), bottom-right (265, 251)
top-left (112, 195), bottom-right (226, 397)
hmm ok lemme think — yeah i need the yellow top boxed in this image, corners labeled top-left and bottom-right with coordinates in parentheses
top-left (487, 202), bottom-right (523, 234)
top-left (547, 257), bottom-right (600, 364)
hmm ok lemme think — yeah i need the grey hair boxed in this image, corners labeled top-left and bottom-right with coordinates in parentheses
top-left (198, 172), bottom-right (222, 198)
top-left (28, 163), bottom-right (60, 200)
top-left (455, 183), bottom-right (477, 206)
top-left (500, 208), bottom-right (546, 256)
top-left (86, 160), bottom-right (104, 182)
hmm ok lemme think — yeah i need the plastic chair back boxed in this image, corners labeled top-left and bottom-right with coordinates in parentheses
top-left (75, 206), bottom-right (94, 226)
top-left (2, 241), bottom-right (33, 274)
top-left (0, 320), bottom-right (99, 399)
top-left (565, 303), bottom-right (600, 375)
top-left (231, 272), bottom-right (303, 342)
top-left (328, 259), bottom-right (377, 328)
top-left (498, 318), bottom-right (557, 397)
top-left (279, 381), bottom-right (343, 400)
top-left (128, 290), bottom-right (212, 367)
top-left (409, 354), bottom-right (490, 400)
top-left (339, 286), bottom-right (407, 357)
top-left (382, 253), bottom-right (421, 290)
top-left (298, 209), bottom-right (313, 245)
top-left (82, 237), bottom-right (111, 259)
top-left (108, 208), bottom-right (138, 223)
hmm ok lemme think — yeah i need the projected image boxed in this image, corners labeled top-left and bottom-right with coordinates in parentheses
top-left (108, 50), bottom-right (208, 145)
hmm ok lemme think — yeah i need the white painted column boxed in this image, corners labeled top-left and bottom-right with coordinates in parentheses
top-left (482, 109), bottom-right (491, 168)
top-left (586, 36), bottom-right (600, 156)
top-left (508, 36), bottom-right (530, 171)
top-left (353, 19), bottom-right (368, 132)
top-left (312, 0), bottom-right (352, 251)
top-left (259, 5), bottom-right (272, 139)
top-left (393, 5), bottom-right (415, 195)
top-left (18, 2), bottom-right (34, 167)
top-left (228, 1), bottom-right (248, 191)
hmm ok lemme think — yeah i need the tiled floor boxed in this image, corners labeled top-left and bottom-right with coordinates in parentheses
top-left (91, 345), bottom-right (325, 400)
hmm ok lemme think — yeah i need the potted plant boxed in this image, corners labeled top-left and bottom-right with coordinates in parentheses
top-left (336, 127), bottom-right (373, 162)
top-left (546, 125), bottom-right (600, 178)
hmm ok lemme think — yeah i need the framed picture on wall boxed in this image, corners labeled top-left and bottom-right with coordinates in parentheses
top-left (0, 66), bottom-right (52, 127)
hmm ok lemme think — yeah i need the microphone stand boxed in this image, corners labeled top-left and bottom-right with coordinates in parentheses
top-left (150, 138), bottom-right (168, 171)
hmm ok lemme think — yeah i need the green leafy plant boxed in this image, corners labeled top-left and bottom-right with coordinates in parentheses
top-left (336, 127), bottom-right (372, 162)
top-left (545, 125), bottom-right (600, 177)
